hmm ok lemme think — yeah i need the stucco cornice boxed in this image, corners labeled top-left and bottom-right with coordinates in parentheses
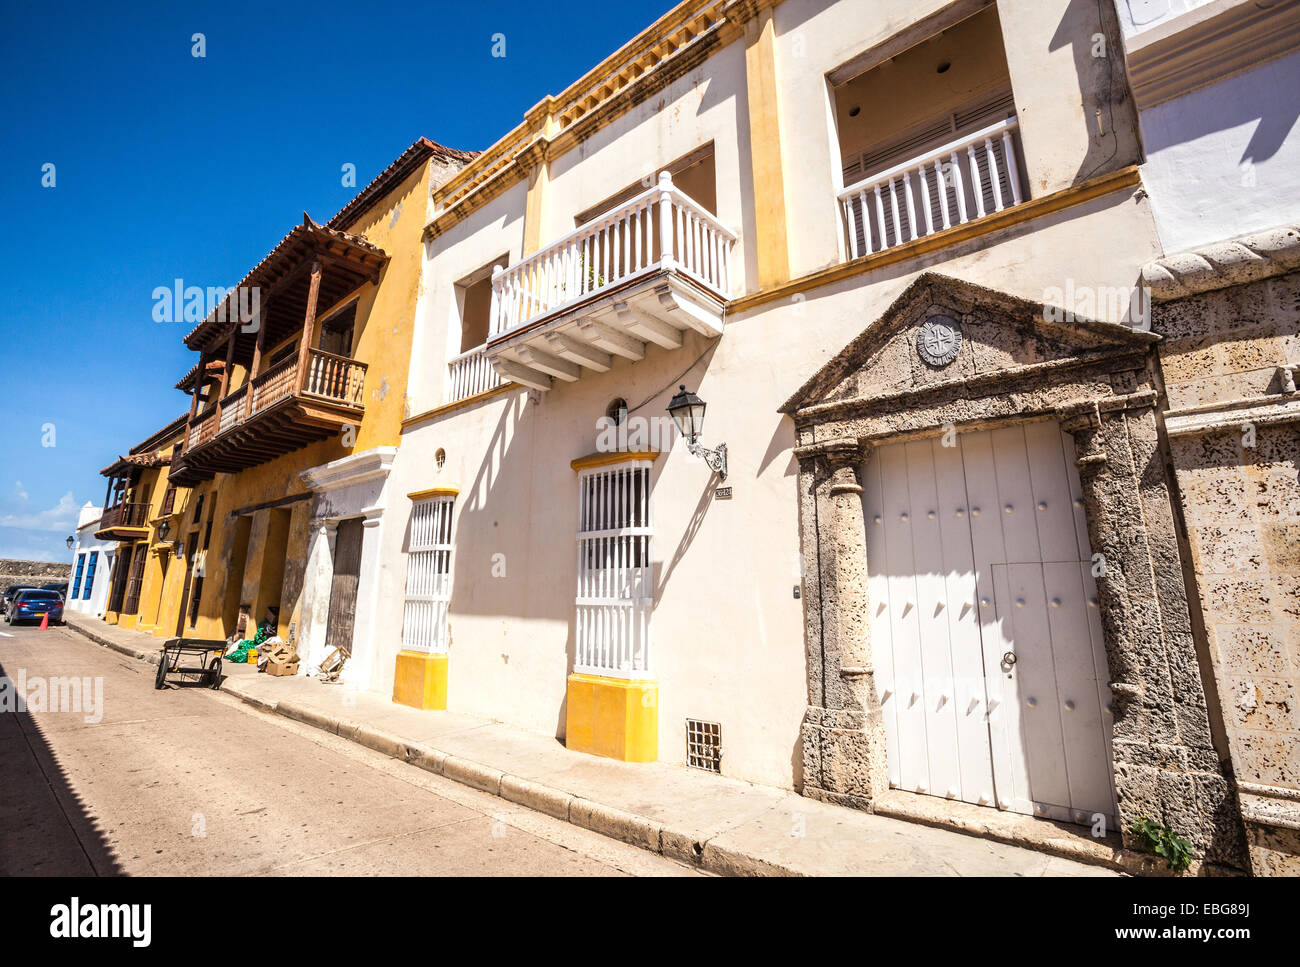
top-left (299, 447), bottom-right (397, 492)
top-left (1141, 224), bottom-right (1300, 302)
top-left (423, 0), bottom-right (748, 241)
top-left (1123, 0), bottom-right (1300, 109)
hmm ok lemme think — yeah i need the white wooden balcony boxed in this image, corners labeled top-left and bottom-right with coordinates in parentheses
top-left (447, 343), bottom-right (504, 403)
top-left (838, 117), bottom-right (1024, 261)
top-left (485, 172), bottom-right (736, 392)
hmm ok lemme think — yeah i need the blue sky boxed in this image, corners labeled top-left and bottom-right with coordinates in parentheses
top-left (0, 0), bottom-right (674, 562)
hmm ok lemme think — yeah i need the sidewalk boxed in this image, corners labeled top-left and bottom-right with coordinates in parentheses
top-left (64, 612), bottom-right (1136, 877)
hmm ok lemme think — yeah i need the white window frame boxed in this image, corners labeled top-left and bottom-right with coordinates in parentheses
top-left (402, 495), bottom-right (455, 653)
top-left (575, 460), bottom-right (654, 679)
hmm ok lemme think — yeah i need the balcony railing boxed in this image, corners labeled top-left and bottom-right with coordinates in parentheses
top-left (303, 348), bottom-right (366, 405)
top-left (447, 343), bottom-right (504, 403)
top-left (490, 171), bottom-right (735, 340)
top-left (838, 116), bottom-right (1024, 261)
top-left (99, 501), bottom-right (149, 531)
top-left (191, 407), bottom-right (218, 448)
top-left (186, 349), bottom-right (366, 452)
top-left (251, 356), bottom-right (297, 413)
top-left (218, 384), bottom-right (247, 435)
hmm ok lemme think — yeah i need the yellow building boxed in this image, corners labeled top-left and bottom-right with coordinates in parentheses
top-left (151, 139), bottom-right (474, 681)
top-left (95, 414), bottom-right (190, 633)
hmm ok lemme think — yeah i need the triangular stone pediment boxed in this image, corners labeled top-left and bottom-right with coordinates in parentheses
top-left (780, 273), bottom-right (1157, 414)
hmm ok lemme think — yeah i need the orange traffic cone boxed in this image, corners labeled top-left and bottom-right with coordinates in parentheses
top-left (39, 612), bottom-right (49, 630)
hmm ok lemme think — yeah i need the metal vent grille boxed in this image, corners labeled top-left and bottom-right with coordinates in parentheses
top-left (686, 718), bottom-right (721, 773)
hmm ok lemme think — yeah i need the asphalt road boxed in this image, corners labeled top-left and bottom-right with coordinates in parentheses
top-left (0, 621), bottom-right (699, 876)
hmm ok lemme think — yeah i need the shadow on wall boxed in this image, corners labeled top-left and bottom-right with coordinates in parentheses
top-left (424, 335), bottom-right (734, 740)
top-left (1137, 49), bottom-right (1300, 167)
top-left (0, 656), bottom-right (123, 874)
top-left (426, 391), bottom-right (577, 736)
top-left (1049, 0), bottom-right (1144, 184)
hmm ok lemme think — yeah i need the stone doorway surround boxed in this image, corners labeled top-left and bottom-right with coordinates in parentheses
top-left (780, 273), bottom-right (1247, 868)
top-left (298, 447), bottom-right (396, 690)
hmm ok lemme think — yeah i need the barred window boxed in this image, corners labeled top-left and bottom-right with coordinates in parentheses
top-left (575, 462), bottom-right (653, 678)
top-left (402, 496), bottom-right (455, 653)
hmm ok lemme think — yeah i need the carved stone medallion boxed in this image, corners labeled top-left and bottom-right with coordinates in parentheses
top-left (916, 315), bottom-right (961, 367)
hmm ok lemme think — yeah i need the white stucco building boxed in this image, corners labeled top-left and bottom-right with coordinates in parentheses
top-left (66, 502), bottom-right (115, 618)
top-left (349, 0), bottom-right (1293, 870)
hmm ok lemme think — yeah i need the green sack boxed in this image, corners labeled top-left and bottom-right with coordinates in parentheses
top-left (228, 621), bottom-right (273, 665)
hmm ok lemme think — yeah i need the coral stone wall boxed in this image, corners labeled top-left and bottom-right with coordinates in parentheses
top-left (0, 559), bottom-right (72, 589)
top-left (1158, 270), bottom-right (1300, 874)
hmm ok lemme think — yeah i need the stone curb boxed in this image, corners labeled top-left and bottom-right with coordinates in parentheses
top-left (64, 617), bottom-right (160, 665)
top-left (254, 692), bottom-right (798, 876)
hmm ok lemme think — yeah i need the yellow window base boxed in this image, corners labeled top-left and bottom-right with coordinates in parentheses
top-left (565, 673), bottom-right (657, 762)
top-left (392, 650), bottom-right (448, 710)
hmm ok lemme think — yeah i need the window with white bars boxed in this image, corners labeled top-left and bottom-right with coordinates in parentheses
top-left (575, 462), bottom-right (653, 679)
top-left (402, 496), bottom-right (455, 653)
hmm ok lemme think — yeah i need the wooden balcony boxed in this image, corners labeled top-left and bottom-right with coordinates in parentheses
top-left (95, 502), bottom-right (150, 541)
top-left (484, 171), bottom-right (736, 393)
top-left (170, 349), bottom-right (367, 482)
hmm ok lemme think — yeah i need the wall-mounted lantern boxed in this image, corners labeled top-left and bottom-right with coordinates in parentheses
top-left (65, 535), bottom-right (75, 550)
top-left (667, 385), bottom-right (727, 480)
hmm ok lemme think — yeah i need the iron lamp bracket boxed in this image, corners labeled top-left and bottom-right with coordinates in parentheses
top-left (686, 439), bottom-right (728, 480)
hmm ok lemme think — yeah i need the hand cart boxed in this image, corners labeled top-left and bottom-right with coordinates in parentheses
top-left (155, 637), bottom-right (228, 689)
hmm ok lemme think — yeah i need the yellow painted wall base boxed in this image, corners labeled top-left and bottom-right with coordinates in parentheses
top-left (392, 650), bottom-right (448, 710)
top-left (564, 673), bottom-right (657, 762)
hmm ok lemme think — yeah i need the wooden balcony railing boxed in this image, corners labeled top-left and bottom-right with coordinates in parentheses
top-left (99, 501), bottom-right (149, 531)
top-left (251, 356), bottom-right (297, 414)
top-left (302, 348), bottom-right (366, 405)
top-left (191, 407), bottom-right (218, 447)
top-left (184, 350), bottom-right (367, 456)
top-left (218, 384), bottom-right (247, 434)
top-left (838, 116), bottom-right (1024, 261)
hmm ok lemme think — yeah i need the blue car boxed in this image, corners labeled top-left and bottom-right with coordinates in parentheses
top-left (6, 589), bottom-right (64, 625)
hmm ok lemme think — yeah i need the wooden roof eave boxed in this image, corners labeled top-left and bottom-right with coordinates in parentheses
top-left (184, 219), bottom-right (389, 353)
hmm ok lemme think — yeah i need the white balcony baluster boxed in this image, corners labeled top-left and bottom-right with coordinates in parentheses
top-left (447, 343), bottom-right (504, 403)
top-left (840, 117), bottom-right (1023, 261)
top-left (490, 171), bottom-right (735, 339)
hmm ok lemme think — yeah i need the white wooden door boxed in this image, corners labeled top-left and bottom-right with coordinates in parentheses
top-left (864, 423), bottom-right (1116, 827)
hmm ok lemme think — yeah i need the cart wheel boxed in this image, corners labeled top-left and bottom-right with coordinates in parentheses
top-left (154, 655), bottom-right (168, 690)
top-left (208, 656), bottom-right (223, 688)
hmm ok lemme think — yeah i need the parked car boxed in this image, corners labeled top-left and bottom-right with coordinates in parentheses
top-left (41, 581), bottom-right (68, 597)
top-left (1, 585), bottom-right (39, 616)
top-left (6, 589), bottom-right (65, 625)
